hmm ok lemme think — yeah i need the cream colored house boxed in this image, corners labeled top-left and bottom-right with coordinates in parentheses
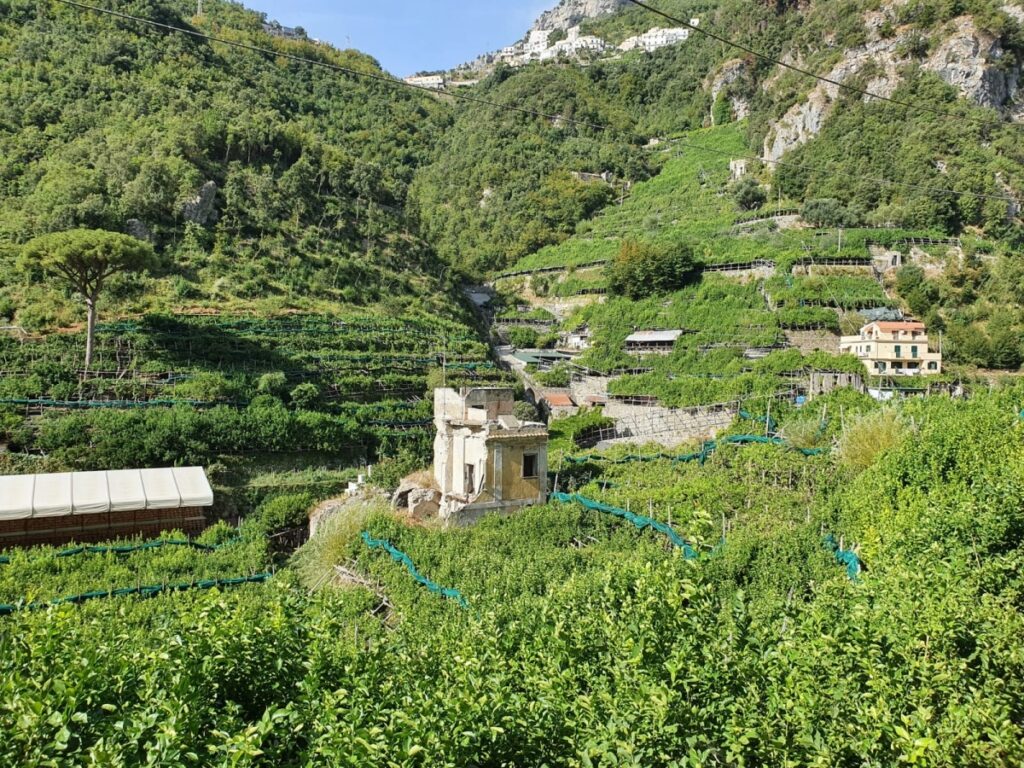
top-left (433, 388), bottom-right (548, 525)
top-left (403, 74), bottom-right (446, 89)
top-left (839, 321), bottom-right (942, 376)
top-left (618, 27), bottom-right (691, 53)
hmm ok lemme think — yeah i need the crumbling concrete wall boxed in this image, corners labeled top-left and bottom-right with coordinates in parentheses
top-left (603, 401), bottom-right (737, 448)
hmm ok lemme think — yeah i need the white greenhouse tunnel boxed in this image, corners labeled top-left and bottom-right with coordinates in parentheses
top-left (0, 467), bottom-right (214, 520)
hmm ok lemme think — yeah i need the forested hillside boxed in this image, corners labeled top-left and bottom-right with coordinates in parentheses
top-left (2, 1), bottom-right (1024, 765)
top-left (412, 0), bottom-right (1024, 276)
top-left (0, 0), bottom-right (499, 510)
top-left (0, 0), bottom-right (453, 326)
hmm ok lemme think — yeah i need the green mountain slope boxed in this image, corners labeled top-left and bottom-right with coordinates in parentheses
top-left (412, 0), bottom-right (1024, 278)
top-left (0, 0), bottom-right (453, 325)
top-left (0, 0), bottom-right (507, 493)
top-left (497, 122), bottom-right (1024, 373)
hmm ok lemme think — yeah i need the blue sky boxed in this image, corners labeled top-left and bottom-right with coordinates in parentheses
top-left (252, 1), bottom-right (552, 76)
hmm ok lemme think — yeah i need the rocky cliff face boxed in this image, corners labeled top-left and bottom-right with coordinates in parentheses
top-left (531, 0), bottom-right (628, 32)
top-left (927, 16), bottom-right (1020, 110)
top-left (764, 8), bottom-right (1023, 162)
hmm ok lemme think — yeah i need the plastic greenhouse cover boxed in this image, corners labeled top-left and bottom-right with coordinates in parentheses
top-left (0, 475), bottom-right (35, 520)
top-left (0, 468), bottom-right (214, 520)
top-left (139, 468), bottom-right (181, 510)
top-left (107, 469), bottom-right (147, 512)
top-left (71, 471), bottom-right (111, 515)
top-left (171, 467), bottom-right (214, 507)
top-left (32, 472), bottom-right (73, 518)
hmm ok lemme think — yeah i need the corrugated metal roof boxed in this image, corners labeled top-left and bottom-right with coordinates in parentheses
top-left (0, 468), bottom-right (213, 521)
top-left (511, 349), bottom-right (573, 364)
top-left (626, 330), bottom-right (684, 344)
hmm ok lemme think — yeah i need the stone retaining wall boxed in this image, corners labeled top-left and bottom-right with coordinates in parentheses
top-left (570, 375), bottom-right (613, 403)
top-left (785, 329), bottom-right (840, 354)
top-left (602, 401), bottom-right (737, 448)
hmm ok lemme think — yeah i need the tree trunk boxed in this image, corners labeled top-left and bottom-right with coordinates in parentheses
top-left (84, 297), bottom-right (97, 372)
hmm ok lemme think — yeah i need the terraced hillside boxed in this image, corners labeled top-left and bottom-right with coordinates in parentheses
top-left (0, 311), bottom-right (504, 514)
top-left (4, 388), bottom-right (1024, 764)
top-left (493, 121), bottom-right (1017, 398)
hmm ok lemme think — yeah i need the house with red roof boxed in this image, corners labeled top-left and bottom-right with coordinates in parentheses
top-left (839, 321), bottom-right (942, 376)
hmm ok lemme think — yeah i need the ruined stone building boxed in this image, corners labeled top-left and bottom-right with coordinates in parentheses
top-left (434, 388), bottom-right (548, 525)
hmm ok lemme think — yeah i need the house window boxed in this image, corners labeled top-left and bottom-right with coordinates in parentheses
top-left (522, 453), bottom-right (538, 479)
top-left (928, 362), bottom-right (938, 370)
top-left (877, 361), bottom-right (887, 371)
top-left (911, 345), bottom-right (919, 359)
top-left (464, 464), bottom-right (475, 493)
top-left (894, 345), bottom-right (902, 358)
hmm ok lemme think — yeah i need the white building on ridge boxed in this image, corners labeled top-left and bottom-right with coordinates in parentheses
top-left (404, 74), bottom-right (446, 90)
top-left (540, 26), bottom-right (610, 61)
top-left (619, 26), bottom-right (692, 53)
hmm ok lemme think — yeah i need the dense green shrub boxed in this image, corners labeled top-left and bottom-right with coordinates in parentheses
top-left (513, 400), bottom-right (541, 423)
top-left (802, 198), bottom-right (861, 227)
top-left (505, 326), bottom-right (539, 348)
top-left (252, 493), bottom-right (315, 535)
top-left (289, 383), bottom-right (321, 410)
top-left (2, 393), bottom-right (1024, 765)
top-left (605, 240), bottom-right (695, 299)
top-left (732, 177), bottom-right (767, 211)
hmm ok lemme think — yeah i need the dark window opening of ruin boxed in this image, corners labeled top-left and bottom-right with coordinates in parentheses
top-left (465, 464), bottom-right (475, 492)
top-left (523, 454), bottom-right (538, 479)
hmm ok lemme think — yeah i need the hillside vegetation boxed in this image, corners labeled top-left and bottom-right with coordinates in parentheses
top-left (1, 0), bottom-right (1024, 764)
top-left (0, 0), bottom-right (452, 324)
top-left (412, 0), bottom-right (1024, 277)
top-left (496, 120), bottom-right (1024, 372)
top-left (3, 389), bottom-right (1024, 764)
top-left (0, 0), bottom-right (503, 512)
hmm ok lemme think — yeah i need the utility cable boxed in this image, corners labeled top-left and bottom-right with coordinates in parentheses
top-left (48, 2), bottom-right (1016, 204)
top-left (50, 0), bottom-right (610, 132)
top-left (625, 0), bottom-right (1016, 130)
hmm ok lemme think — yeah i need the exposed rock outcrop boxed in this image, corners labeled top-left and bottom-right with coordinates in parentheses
top-left (1001, 3), bottom-right (1024, 24)
top-left (532, 0), bottom-right (627, 32)
top-left (183, 180), bottom-right (218, 225)
top-left (390, 478), bottom-right (420, 510)
top-left (407, 488), bottom-right (441, 520)
top-left (709, 59), bottom-right (751, 121)
top-left (927, 16), bottom-right (1020, 111)
top-left (763, 12), bottom-right (1023, 161)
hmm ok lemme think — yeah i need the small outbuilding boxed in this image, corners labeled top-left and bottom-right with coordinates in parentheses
top-left (560, 325), bottom-right (591, 351)
top-left (539, 390), bottom-right (578, 420)
top-left (625, 329), bottom-right (686, 355)
top-left (0, 467), bottom-right (214, 547)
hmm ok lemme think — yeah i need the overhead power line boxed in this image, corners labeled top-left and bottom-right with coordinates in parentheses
top-left (625, 0), bottom-right (1017, 130)
top-left (54, 0), bottom-right (598, 128)
top-left (49, 0), bottom-right (1015, 204)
